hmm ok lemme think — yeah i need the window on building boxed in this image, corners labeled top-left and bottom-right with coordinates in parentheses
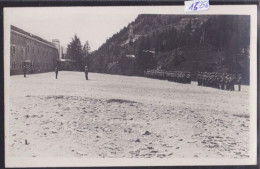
top-left (26, 45), bottom-right (30, 53)
top-left (11, 45), bottom-right (16, 55)
top-left (21, 48), bottom-right (24, 57)
top-left (14, 62), bottom-right (16, 69)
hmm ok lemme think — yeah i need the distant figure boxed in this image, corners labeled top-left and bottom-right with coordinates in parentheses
top-left (237, 74), bottom-right (242, 91)
top-left (55, 66), bottom-right (59, 79)
top-left (84, 66), bottom-right (88, 80)
top-left (230, 75), bottom-right (235, 91)
top-left (23, 65), bottom-right (26, 78)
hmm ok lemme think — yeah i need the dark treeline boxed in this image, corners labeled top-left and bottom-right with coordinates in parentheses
top-left (65, 35), bottom-right (91, 71)
top-left (89, 15), bottom-right (250, 84)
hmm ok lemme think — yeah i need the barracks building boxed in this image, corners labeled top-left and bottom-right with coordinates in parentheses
top-left (10, 25), bottom-right (59, 75)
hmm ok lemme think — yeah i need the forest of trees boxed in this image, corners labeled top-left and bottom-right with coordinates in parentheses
top-left (88, 15), bottom-right (250, 84)
top-left (65, 35), bottom-right (91, 71)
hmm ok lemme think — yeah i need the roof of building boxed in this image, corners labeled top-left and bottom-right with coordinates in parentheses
top-left (143, 50), bottom-right (155, 54)
top-left (57, 59), bottom-right (76, 62)
top-left (11, 25), bottom-right (56, 48)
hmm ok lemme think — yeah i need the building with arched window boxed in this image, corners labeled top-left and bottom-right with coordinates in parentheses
top-left (10, 25), bottom-right (59, 75)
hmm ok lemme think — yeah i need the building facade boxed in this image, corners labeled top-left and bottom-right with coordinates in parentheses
top-left (10, 25), bottom-right (59, 75)
top-left (57, 59), bottom-right (76, 71)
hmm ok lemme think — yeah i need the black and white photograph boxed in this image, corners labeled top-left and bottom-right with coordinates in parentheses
top-left (4, 6), bottom-right (257, 167)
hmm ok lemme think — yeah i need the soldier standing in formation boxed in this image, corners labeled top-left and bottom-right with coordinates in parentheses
top-left (55, 65), bottom-right (59, 79)
top-left (23, 64), bottom-right (26, 78)
top-left (84, 66), bottom-right (88, 80)
top-left (220, 73), bottom-right (225, 90)
top-left (237, 74), bottom-right (242, 91)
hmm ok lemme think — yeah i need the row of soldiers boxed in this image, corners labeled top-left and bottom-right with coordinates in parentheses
top-left (197, 72), bottom-right (242, 91)
top-left (144, 70), bottom-right (243, 91)
top-left (144, 70), bottom-right (191, 84)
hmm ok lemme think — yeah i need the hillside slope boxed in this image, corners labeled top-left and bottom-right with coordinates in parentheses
top-left (89, 15), bottom-right (250, 83)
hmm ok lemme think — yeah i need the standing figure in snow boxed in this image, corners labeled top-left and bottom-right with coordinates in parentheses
top-left (55, 65), bottom-right (59, 79)
top-left (23, 64), bottom-right (26, 78)
top-left (84, 66), bottom-right (88, 80)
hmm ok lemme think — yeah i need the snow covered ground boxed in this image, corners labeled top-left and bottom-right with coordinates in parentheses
top-left (7, 71), bottom-right (250, 158)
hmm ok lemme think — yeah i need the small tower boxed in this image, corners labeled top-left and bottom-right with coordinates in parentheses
top-left (52, 39), bottom-right (61, 59)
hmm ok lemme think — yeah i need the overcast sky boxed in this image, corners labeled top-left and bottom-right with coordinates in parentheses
top-left (5, 7), bottom-right (140, 51)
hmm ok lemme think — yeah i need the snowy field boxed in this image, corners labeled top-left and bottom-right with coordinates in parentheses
top-left (8, 71), bottom-right (250, 158)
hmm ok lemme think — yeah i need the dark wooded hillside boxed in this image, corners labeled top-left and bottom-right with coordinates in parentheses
top-left (89, 15), bottom-right (250, 84)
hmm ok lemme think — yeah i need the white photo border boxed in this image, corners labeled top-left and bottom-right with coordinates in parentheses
top-left (4, 5), bottom-right (257, 167)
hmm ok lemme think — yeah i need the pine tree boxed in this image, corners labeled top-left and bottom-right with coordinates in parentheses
top-left (66, 35), bottom-right (84, 71)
